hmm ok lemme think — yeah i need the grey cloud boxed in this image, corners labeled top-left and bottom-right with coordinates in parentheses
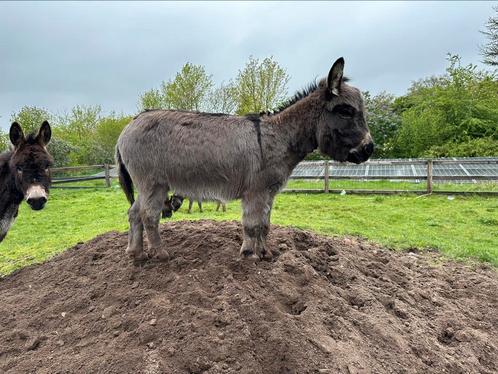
top-left (0, 1), bottom-right (494, 129)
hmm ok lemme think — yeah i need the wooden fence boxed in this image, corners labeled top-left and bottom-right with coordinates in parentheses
top-left (283, 159), bottom-right (498, 196)
top-left (51, 164), bottom-right (112, 188)
top-left (50, 159), bottom-right (498, 195)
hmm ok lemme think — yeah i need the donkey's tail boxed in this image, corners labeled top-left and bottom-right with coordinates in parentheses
top-left (116, 146), bottom-right (135, 205)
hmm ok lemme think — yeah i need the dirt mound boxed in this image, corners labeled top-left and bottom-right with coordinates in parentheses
top-left (0, 220), bottom-right (497, 373)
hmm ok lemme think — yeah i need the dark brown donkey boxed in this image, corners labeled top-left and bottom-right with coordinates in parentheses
top-left (0, 121), bottom-right (53, 243)
top-left (117, 58), bottom-right (374, 261)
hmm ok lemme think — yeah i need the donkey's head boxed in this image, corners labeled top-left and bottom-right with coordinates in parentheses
top-left (316, 58), bottom-right (374, 163)
top-left (9, 121), bottom-right (53, 210)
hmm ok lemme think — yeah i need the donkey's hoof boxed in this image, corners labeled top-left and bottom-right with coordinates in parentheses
top-left (126, 247), bottom-right (147, 261)
top-left (261, 249), bottom-right (273, 261)
top-left (240, 248), bottom-right (260, 262)
top-left (150, 248), bottom-right (170, 261)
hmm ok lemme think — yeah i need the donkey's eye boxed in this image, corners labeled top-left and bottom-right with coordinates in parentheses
top-left (333, 105), bottom-right (355, 118)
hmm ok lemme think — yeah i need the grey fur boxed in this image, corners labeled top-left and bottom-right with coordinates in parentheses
top-left (116, 58), bottom-right (373, 261)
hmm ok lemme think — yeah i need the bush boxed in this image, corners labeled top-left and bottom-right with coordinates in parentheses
top-left (424, 137), bottom-right (498, 157)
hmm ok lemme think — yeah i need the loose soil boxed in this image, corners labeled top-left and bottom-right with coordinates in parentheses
top-left (0, 220), bottom-right (497, 373)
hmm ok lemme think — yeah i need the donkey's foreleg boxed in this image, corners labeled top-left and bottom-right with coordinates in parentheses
top-left (126, 200), bottom-right (147, 261)
top-left (141, 188), bottom-right (170, 261)
top-left (240, 192), bottom-right (274, 260)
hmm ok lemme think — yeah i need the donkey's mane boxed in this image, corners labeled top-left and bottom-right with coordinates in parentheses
top-left (25, 133), bottom-right (39, 145)
top-left (262, 76), bottom-right (350, 116)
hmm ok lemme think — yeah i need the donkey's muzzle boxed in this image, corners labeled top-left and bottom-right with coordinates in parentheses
top-left (27, 196), bottom-right (47, 211)
top-left (347, 141), bottom-right (374, 164)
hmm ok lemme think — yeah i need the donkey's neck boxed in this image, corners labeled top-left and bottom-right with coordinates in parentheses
top-left (268, 91), bottom-right (324, 167)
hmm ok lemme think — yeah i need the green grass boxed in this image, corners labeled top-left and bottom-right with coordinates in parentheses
top-left (1, 184), bottom-right (497, 275)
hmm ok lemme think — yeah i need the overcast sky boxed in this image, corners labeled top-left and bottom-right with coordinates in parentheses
top-left (0, 1), bottom-right (495, 130)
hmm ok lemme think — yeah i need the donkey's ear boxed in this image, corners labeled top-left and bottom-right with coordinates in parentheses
top-left (9, 122), bottom-right (25, 148)
top-left (36, 120), bottom-right (52, 146)
top-left (327, 57), bottom-right (345, 96)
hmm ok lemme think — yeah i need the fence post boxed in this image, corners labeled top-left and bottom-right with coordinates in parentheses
top-left (324, 160), bottom-right (330, 193)
top-left (426, 159), bottom-right (433, 194)
top-left (104, 164), bottom-right (111, 188)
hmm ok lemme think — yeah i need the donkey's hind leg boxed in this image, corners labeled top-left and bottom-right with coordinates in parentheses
top-left (126, 200), bottom-right (147, 261)
top-left (140, 186), bottom-right (170, 261)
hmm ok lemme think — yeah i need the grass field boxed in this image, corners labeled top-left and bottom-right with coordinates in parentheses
top-left (1, 184), bottom-right (497, 275)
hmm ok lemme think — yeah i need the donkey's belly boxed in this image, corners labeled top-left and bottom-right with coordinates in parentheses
top-left (169, 179), bottom-right (243, 202)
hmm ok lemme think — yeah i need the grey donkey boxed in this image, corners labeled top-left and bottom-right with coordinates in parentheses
top-left (116, 58), bottom-right (374, 261)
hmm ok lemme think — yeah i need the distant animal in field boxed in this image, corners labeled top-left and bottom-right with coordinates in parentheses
top-left (0, 121), bottom-right (53, 243)
top-left (161, 195), bottom-right (226, 217)
top-left (116, 57), bottom-right (374, 261)
top-left (161, 194), bottom-right (184, 218)
top-left (187, 198), bottom-right (226, 213)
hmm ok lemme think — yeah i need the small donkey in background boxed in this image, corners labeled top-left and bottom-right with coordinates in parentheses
top-left (0, 121), bottom-right (53, 243)
top-left (187, 198), bottom-right (226, 213)
top-left (161, 194), bottom-right (225, 217)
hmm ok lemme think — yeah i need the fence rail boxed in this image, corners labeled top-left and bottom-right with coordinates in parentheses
top-left (51, 164), bottom-right (112, 188)
top-left (285, 158), bottom-right (498, 195)
top-left (49, 158), bottom-right (498, 195)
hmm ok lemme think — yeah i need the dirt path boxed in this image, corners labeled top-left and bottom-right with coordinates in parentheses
top-left (1, 220), bottom-right (497, 373)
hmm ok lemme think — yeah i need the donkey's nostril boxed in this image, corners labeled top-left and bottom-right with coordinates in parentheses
top-left (27, 197), bottom-right (47, 211)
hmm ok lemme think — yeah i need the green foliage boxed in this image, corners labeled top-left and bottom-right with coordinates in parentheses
top-left (139, 63), bottom-right (213, 111)
top-left (364, 91), bottom-right (401, 158)
top-left (10, 106), bottom-right (52, 135)
top-left (139, 88), bottom-right (164, 110)
top-left (138, 57), bottom-right (289, 115)
top-left (8, 105), bottom-right (132, 167)
top-left (0, 129), bottom-right (8, 152)
top-left (392, 55), bottom-right (498, 157)
top-left (58, 105), bottom-right (102, 143)
top-left (207, 81), bottom-right (238, 114)
top-left (55, 105), bottom-right (103, 165)
top-left (95, 115), bottom-right (132, 163)
top-left (47, 138), bottom-right (77, 167)
top-left (423, 137), bottom-right (498, 158)
top-left (163, 63), bottom-right (213, 111)
top-left (480, 6), bottom-right (498, 66)
top-left (234, 56), bottom-right (290, 114)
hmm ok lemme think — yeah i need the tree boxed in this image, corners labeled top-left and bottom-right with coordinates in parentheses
top-left (138, 63), bottom-right (213, 112)
top-left (0, 129), bottom-right (8, 152)
top-left (54, 105), bottom-right (103, 165)
top-left (58, 105), bottom-right (102, 143)
top-left (139, 88), bottom-right (164, 111)
top-left (47, 138), bottom-right (78, 167)
top-left (207, 81), bottom-right (238, 114)
top-left (481, 6), bottom-right (498, 66)
top-left (10, 106), bottom-right (52, 134)
top-left (392, 54), bottom-right (498, 157)
top-left (95, 115), bottom-right (132, 163)
top-left (162, 63), bottom-right (213, 111)
top-left (234, 56), bottom-right (290, 114)
top-left (363, 91), bottom-right (401, 158)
